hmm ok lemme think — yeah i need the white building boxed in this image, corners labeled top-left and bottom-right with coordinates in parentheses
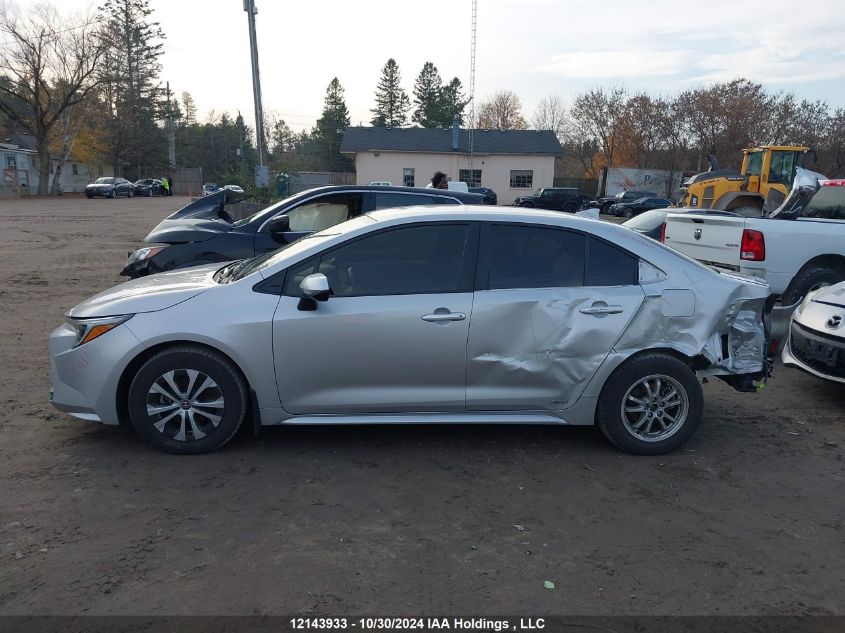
top-left (0, 133), bottom-right (112, 197)
top-left (340, 124), bottom-right (563, 203)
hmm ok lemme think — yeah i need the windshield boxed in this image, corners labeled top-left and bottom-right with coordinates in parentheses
top-left (231, 191), bottom-right (300, 227)
top-left (803, 185), bottom-right (845, 220)
top-left (95, 177), bottom-right (115, 184)
top-left (623, 209), bottom-right (667, 231)
top-left (534, 188), bottom-right (543, 196)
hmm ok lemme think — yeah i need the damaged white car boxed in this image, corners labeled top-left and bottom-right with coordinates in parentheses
top-left (50, 207), bottom-right (780, 455)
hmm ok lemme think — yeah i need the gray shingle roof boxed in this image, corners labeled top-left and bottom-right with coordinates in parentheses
top-left (340, 126), bottom-right (564, 156)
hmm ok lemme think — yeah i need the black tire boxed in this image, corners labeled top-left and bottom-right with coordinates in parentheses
top-left (623, 208), bottom-right (634, 219)
top-left (562, 202), bottom-right (578, 213)
top-left (596, 353), bottom-right (703, 455)
top-left (782, 267), bottom-right (843, 305)
top-left (128, 345), bottom-right (248, 454)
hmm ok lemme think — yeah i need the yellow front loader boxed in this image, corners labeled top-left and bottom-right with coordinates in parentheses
top-left (679, 145), bottom-right (813, 216)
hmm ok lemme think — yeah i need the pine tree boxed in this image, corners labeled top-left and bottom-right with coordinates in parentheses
top-left (412, 62), bottom-right (444, 127)
top-left (98, 0), bottom-right (167, 177)
top-left (181, 91), bottom-right (197, 125)
top-left (370, 58), bottom-right (410, 128)
top-left (314, 77), bottom-right (352, 171)
top-left (438, 77), bottom-right (468, 126)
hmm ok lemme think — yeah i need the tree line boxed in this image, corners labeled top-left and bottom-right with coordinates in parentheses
top-left (1, 0), bottom-right (844, 197)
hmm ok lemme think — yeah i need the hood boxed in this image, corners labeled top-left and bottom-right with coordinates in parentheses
top-left (143, 216), bottom-right (234, 244)
top-left (68, 263), bottom-right (221, 318)
top-left (806, 281), bottom-right (845, 308)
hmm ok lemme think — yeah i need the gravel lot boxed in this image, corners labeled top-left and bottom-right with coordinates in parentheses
top-left (0, 196), bottom-right (842, 616)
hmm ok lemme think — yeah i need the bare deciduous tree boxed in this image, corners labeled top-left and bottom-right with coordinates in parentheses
top-left (532, 94), bottom-right (567, 139)
top-left (477, 90), bottom-right (528, 130)
top-left (570, 86), bottom-right (627, 168)
top-left (0, 2), bottom-right (106, 194)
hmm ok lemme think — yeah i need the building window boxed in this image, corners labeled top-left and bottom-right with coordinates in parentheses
top-left (403, 168), bottom-right (414, 187)
top-left (72, 163), bottom-right (78, 175)
top-left (458, 169), bottom-right (482, 187)
top-left (5, 155), bottom-right (17, 170)
top-left (510, 170), bottom-right (533, 188)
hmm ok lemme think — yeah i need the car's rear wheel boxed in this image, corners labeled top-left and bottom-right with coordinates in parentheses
top-left (623, 208), bottom-right (634, 219)
top-left (596, 353), bottom-right (703, 455)
top-left (128, 346), bottom-right (248, 454)
top-left (562, 202), bottom-right (577, 213)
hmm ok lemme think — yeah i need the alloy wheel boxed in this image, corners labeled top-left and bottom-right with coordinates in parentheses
top-left (145, 369), bottom-right (225, 442)
top-left (620, 374), bottom-right (689, 442)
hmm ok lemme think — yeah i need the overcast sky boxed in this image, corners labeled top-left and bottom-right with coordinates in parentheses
top-left (34, 0), bottom-right (845, 131)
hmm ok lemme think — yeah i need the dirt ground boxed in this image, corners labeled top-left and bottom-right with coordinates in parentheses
top-left (0, 196), bottom-right (842, 617)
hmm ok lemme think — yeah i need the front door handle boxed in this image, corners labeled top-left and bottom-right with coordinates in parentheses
top-left (579, 302), bottom-right (624, 316)
top-left (422, 309), bottom-right (466, 322)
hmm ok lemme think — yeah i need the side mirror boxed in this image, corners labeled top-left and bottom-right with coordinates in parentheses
top-left (268, 215), bottom-right (290, 235)
top-left (297, 273), bottom-right (330, 310)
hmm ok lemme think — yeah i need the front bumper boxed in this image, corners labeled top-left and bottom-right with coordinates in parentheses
top-left (49, 321), bottom-right (146, 425)
top-left (782, 321), bottom-right (845, 384)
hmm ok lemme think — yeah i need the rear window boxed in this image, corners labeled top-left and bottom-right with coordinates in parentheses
top-left (803, 185), bottom-right (845, 220)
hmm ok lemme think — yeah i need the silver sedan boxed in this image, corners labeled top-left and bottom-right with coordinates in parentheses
top-left (49, 207), bottom-right (776, 455)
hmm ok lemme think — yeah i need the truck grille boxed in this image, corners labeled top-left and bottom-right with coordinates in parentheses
top-left (790, 322), bottom-right (845, 379)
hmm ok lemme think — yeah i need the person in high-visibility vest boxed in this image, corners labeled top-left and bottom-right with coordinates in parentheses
top-left (161, 176), bottom-right (170, 196)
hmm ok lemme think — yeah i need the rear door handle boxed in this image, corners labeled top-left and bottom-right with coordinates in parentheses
top-left (422, 310), bottom-right (466, 322)
top-left (579, 303), bottom-right (624, 316)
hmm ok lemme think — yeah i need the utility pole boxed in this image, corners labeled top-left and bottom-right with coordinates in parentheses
top-left (166, 81), bottom-right (176, 168)
top-left (244, 0), bottom-right (267, 188)
top-left (468, 0), bottom-right (477, 174)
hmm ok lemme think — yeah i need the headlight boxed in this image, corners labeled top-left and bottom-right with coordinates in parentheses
top-left (793, 288), bottom-right (822, 319)
top-left (66, 315), bottom-right (133, 348)
top-left (127, 245), bottom-right (166, 265)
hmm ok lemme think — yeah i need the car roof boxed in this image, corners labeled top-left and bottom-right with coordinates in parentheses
top-left (293, 184), bottom-right (483, 201)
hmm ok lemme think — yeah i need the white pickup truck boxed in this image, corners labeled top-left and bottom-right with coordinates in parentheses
top-left (663, 173), bottom-right (845, 304)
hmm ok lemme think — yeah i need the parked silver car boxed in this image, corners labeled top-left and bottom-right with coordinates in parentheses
top-left (782, 281), bottom-right (845, 383)
top-left (49, 207), bottom-right (777, 455)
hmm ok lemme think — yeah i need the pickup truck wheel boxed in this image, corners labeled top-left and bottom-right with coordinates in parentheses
top-left (782, 267), bottom-right (843, 305)
top-left (596, 353), bottom-right (703, 455)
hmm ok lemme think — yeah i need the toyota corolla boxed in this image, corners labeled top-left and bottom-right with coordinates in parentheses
top-left (50, 207), bottom-right (778, 455)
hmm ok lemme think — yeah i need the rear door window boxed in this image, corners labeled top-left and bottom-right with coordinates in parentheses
top-left (488, 225), bottom-right (585, 289)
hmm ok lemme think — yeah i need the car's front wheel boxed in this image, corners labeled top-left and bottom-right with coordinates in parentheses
top-left (128, 345), bottom-right (248, 454)
top-left (596, 353), bottom-right (703, 455)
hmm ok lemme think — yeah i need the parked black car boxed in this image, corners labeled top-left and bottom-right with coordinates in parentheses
top-left (513, 187), bottom-right (587, 212)
top-left (134, 178), bottom-right (166, 197)
top-left (609, 196), bottom-right (674, 218)
top-left (595, 190), bottom-right (657, 214)
top-left (468, 186), bottom-right (497, 205)
top-left (121, 185), bottom-right (484, 277)
top-left (85, 177), bottom-right (135, 198)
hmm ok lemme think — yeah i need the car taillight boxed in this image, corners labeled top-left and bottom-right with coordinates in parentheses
top-left (660, 222), bottom-right (667, 242)
top-left (740, 229), bottom-right (765, 261)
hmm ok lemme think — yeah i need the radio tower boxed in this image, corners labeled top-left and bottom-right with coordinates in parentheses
top-left (468, 0), bottom-right (477, 172)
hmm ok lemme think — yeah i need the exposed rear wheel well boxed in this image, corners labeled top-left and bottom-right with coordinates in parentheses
top-left (115, 341), bottom-right (252, 426)
top-left (621, 347), bottom-right (711, 371)
top-left (793, 254), bottom-right (845, 279)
